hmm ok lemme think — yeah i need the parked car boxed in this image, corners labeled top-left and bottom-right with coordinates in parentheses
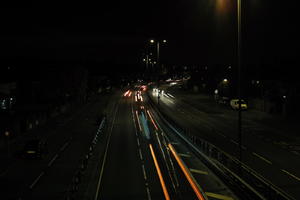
top-left (230, 99), bottom-right (247, 110)
top-left (21, 139), bottom-right (48, 159)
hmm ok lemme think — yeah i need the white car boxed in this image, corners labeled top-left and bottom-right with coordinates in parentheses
top-left (230, 99), bottom-right (247, 110)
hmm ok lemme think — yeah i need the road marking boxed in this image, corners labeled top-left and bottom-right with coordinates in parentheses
top-left (137, 138), bottom-right (140, 146)
top-left (252, 152), bottom-right (272, 165)
top-left (142, 164), bottom-right (147, 180)
top-left (178, 153), bottom-right (191, 158)
top-left (48, 154), bottom-right (58, 167)
top-left (230, 139), bottom-right (247, 150)
top-left (135, 111), bottom-right (142, 131)
top-left (149, 144), bottom-right (170, 200)
top-left (29, 171), bottom-right (45, 189)
top-left (190, 168), bottom-right (208, 175)
top-left (60, 140), bottom-right (70, 152)
top-left (168, 144), bottom-right (207, 200)
top-left (139, 148), bottom-right (143, 160)
top-left (205, 192), bottom-right (234, 200)
top-left (230, 139), bottom-right (238, 145)
top-left (146, 187), bottom-right (152, 200)
top-left (217, 132), bottom-right (226, 138)
top-left (170, 142), bottom-right (179, 145)
top-left (94, 102), bottom-right (119, 200)
top-left (281, 169), bottom-right (300, 181)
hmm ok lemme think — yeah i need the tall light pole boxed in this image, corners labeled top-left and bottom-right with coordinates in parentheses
top-left (237, 0), bottom-right (243, 166)
top-left (150, 39), bottom-right (167, 105)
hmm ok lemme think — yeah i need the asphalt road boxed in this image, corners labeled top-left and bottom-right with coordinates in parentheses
top-left (96, 94), bottom-right (165, 200)
top-left (94, 89), bottom-right (238, 200)
top-left (0, 93), bottom-right (113, 200)
top-left (150, 84), bottom-right (300, 199)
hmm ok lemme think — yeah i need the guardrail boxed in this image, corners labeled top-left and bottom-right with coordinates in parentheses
top-left (147, 92), bottom-right (295, 200)
top-left (64, 116), bottom-right (106, 200)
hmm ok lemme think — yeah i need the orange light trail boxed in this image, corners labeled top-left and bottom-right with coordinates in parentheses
top-left (135, 111), bottom-right (142, 131)
top-left (168, 144), bottom-right (206, 200)
top-left (149, 144), bottom-right (170, 200)
top-left (147, 110), bottom-right (158, 130)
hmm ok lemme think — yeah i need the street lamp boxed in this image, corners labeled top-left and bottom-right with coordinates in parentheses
top-left (149, 39), bottom-right (167, 105)
top-left (237, 0), bottom-right (243, 166)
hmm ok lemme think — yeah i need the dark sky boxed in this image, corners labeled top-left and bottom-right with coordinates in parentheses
top-left (1, 0), bottom-right (299, 74)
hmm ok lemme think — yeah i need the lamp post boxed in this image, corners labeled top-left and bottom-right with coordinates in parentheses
top-left (237, 0), bottom-right (243, 166)
top-left (150, 39), bottom-right (167, 106)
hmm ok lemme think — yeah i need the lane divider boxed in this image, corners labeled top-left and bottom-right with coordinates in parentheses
top-left (281, 169), bottom-right (300, 182)
top-left (94, 102), bottom-right (119, 200)
top-left (252, 152), bottom-right (272, 165)
top-left (149, 144), bottom-right (170, 200)
top-left (48, 154), bottom-right (59, 167)
top-left (205, 192), bottom-right (234, 200)
top-left (190, 168), bottom-right (209, 175)
top-left (29, 171), bottom-right (45, 189)
top-left (135, 111), bottom-right (142, 132)
top-left (168, 143), bottom-right (207, 200)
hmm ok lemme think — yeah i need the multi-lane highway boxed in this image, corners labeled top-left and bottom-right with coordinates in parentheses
top-left (2, 85), bottom-right (297, 200)
top-left (149, 83), bottom-right (300, 200)
top-left (92, 88), bottom-right (238, 200)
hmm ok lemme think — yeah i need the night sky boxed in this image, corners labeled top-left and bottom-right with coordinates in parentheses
top-left (1, 0), bottom-right (299, 76)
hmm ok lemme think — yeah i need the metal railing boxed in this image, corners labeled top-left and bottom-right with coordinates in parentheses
top-left (64, 117), bottom-right (106, 200)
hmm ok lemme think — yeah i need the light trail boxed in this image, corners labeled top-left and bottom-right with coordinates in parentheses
top-left (147, 110), bottom-right (158, 130)
top-left (168, 143), bottom-right (207, 200)
top-left (149, 144), bottom-right (170, 200)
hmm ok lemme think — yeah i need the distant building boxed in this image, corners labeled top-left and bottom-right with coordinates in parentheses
top-left (0, 82), bottom-right (16, 110)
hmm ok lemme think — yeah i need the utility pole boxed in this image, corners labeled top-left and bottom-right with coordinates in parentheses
top-left (237, 0), bottom-right (243, 167)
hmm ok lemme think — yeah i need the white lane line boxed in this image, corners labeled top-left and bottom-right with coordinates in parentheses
top-left (217, 132), bottom-right (226, 138)
top-left (230, 139), bottom-right (247, 150)
top-left (48, 154), bottom-right (58, 167)
top-left (142, 164), bottom-right (147, 180)
top-left (94, 102), bottom-right (119, 200)
top-left (178, 153), bottom-right (191, 158)
top-left (190, 168), bottom-right (209, 175)
top-left (29, 171), bottom-right (45, 189)
top-left (146, 187), bottom-right (152, 200)
top-left (137, 138), bottom-right (140, 147)
top-left (230, 139), bottom-right (239, 145)
top-left (205, 192), bottom-right (234, 200)
top-left (281, 169), bottom-right (300, 181)
top-left (252, 152), bottom-right (272, 165)
top-left (139, 148), bottom-right (143, 160)
top-left (60, 141), bottom-right (69, 152)
top-left (170, 142), bottom-right (179, 145)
